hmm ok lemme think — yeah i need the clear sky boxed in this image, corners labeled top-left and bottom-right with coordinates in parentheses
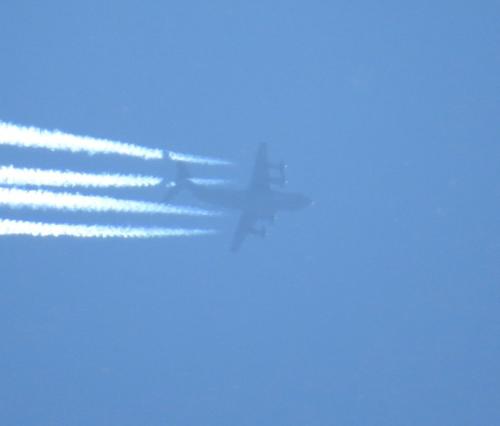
top-left (1, 1), bottom-right (499, 425)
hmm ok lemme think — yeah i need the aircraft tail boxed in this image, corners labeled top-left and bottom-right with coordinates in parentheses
top-left (164, 162), bottom-right (192, 202)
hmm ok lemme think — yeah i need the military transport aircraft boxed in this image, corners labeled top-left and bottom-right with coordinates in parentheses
top-left (165, 143), bottom-right (312, 251)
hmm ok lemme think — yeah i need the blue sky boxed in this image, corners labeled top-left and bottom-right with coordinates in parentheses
top-left (1, 1), bottom-right (499, 425)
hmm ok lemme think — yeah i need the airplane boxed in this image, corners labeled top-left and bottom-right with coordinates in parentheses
top-left (165, 143), bottom-right (312, 252)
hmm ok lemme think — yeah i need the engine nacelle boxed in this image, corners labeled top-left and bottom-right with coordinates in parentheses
top-left (269, 176), bottom-right (286, 187)
top-left (250, 226), bottom-right (266, 238)
top-left (268, 161), bottom-right (287, 172)
top-left (267, 160), bottom-right (287, 187)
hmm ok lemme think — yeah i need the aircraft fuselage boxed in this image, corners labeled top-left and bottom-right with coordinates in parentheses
top-left (188, 183), bottom-right (310, 217)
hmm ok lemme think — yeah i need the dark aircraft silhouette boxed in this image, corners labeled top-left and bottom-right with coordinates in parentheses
top-left (165, 143), bottom-right (312, 251)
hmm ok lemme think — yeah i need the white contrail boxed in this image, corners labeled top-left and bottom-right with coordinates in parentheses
top-left (0, 165), bottom-right (163, 188)
top-left (168, 151), bottom-right (232, 166)
top-left (189, 178), bottom-right (231, 186)
top-left (0, 187), bottom-right (219, 216)
top-left (0, 122), bottom-right (163, 160)
top-left (0, 219), bottom-right (216, 238)
top-left (163, 178), bottom-right (231, 188)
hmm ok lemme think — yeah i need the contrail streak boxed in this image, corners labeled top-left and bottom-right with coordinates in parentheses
top-left (164, 178), bottom-right (231, 188)
top-left (0, 166), bottom-right (163, 188)
top-left (0, 122), bottom-right (163, 160)
top-left (189, 178), bottom-right (231, 186)
top-left (168, 151), bottom-right (232, 166)
top-left (0, 187), bottom-right (219, 216)
top-left (0, 219), bottom-right (216, 238)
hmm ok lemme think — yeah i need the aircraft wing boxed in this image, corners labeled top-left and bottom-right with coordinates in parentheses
top-left (230, 211), bottom-right (258, 252)
top-left (250, 143), bottom-right (271, 190)
top-left (249, 143), bottom-right (286, 189)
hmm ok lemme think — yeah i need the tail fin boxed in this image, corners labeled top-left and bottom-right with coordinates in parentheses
top-left (164, 162), bottom-right (191, 202)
